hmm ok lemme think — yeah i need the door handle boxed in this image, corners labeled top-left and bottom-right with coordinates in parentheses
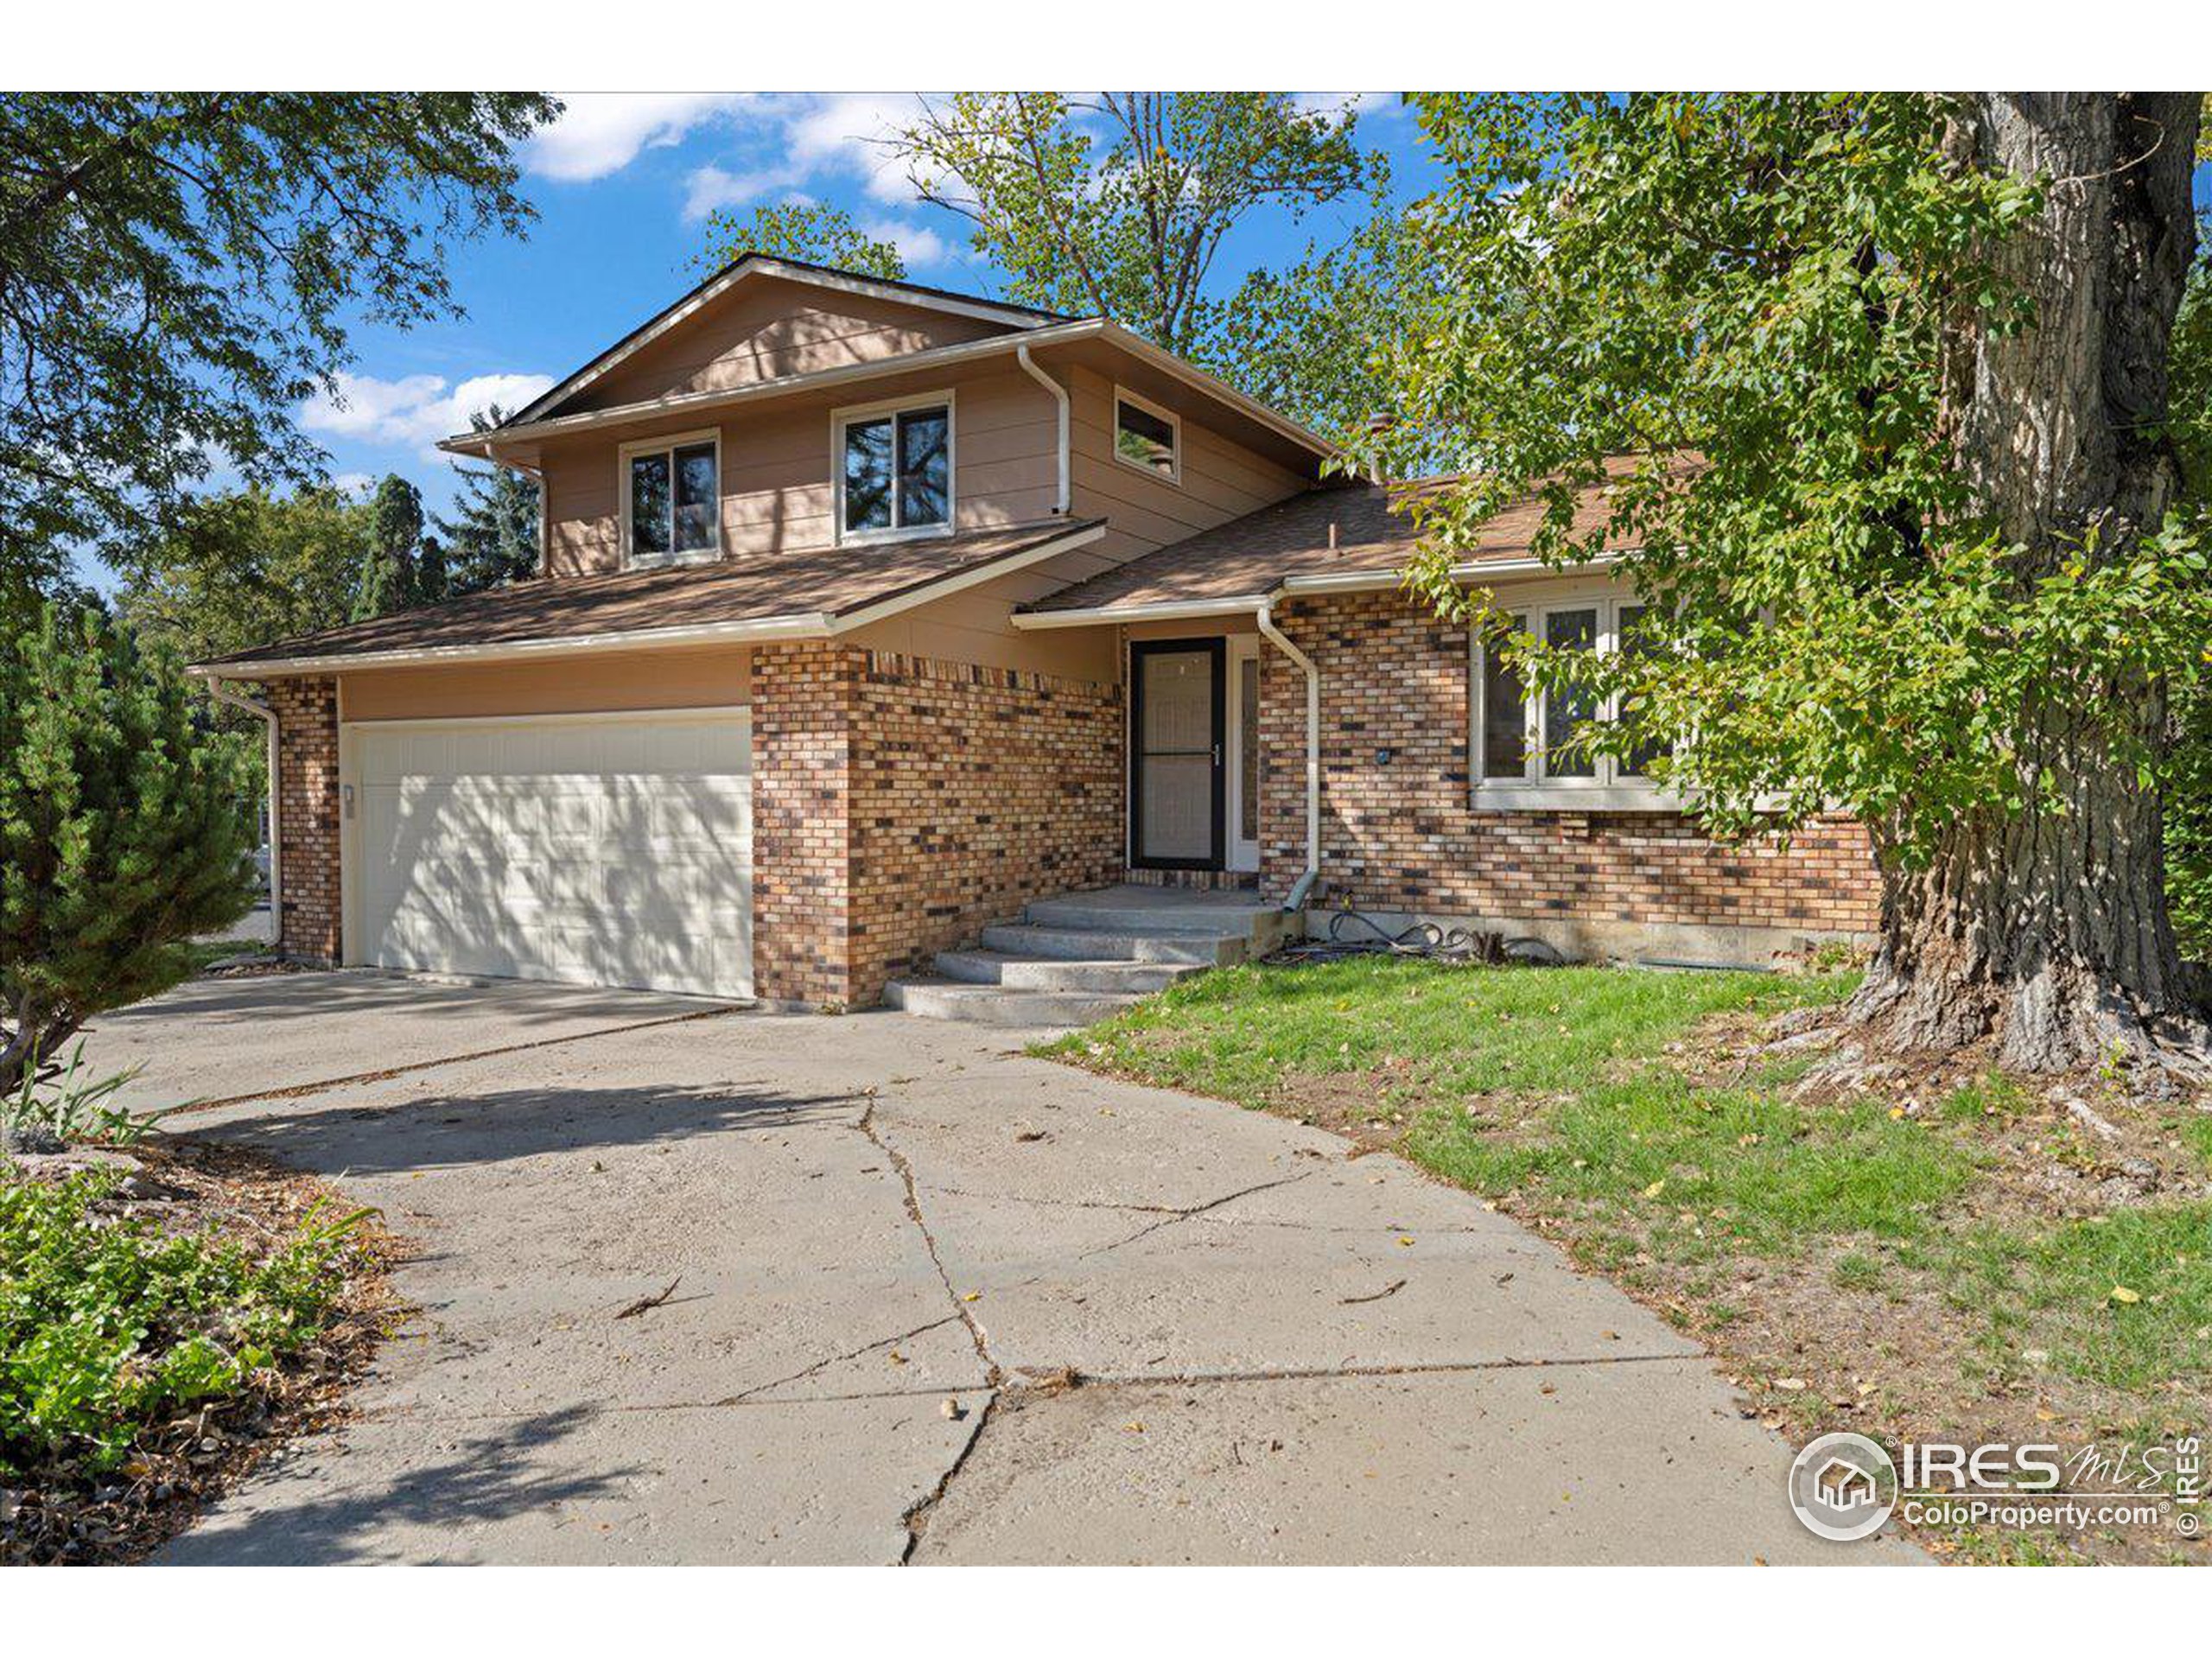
top-left (1212, 744), bottom-right (1222, 766)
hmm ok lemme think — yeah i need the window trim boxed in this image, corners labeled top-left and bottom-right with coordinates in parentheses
top-left (1468, 584), bottom-right (1678, 811)
top-left (617, 428), bottom-right (722, 569)
top-left (1110, 384), bottom-right (1182, 487)
top-left (832, 388), bottom-right (957, 546)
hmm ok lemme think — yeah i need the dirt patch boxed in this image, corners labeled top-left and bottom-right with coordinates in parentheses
top-left (1, 1141), bottom-right (404, 1565)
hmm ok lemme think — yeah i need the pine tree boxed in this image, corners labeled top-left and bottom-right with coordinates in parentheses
top-left (436, 408), bottom-right (541, 595)
top-left (1, 607), bottom-right (256, 1092)
top-left (351, 474), bottom-right (426, 620)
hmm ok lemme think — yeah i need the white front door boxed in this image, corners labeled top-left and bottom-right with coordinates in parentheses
top-left (1226, 634), bottom-right (1261, 872)
top-left (345, 709), bottom-right (753, 999)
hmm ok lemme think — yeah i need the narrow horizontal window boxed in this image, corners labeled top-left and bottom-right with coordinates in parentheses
top-left (1115, 391), bottom-right (1179, 482)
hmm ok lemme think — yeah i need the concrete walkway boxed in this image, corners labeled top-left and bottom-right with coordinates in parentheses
top-left (88, 976), bottom-right (1916, 1564)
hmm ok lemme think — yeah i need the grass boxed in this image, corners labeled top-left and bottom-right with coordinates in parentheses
top-left (1045, 953), bottom-right (2212, 1564)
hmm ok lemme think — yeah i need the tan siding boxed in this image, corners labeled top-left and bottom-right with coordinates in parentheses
top-left (567, 276), bottom-right (1008, 412)
top-left (845, 570), bottom-right (1119, 682)
top-left (340, 647), bottom-right (751, 722)
top-left (541, 362), bottom-right (1062, 578)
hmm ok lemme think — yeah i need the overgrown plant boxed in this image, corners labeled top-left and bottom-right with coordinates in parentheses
top-left (1, 1042), bottom-right (152, 1155)
top-left (1367, 92), bottom-right (2211, 1076)
top-left (0, 607), bottom-right (256, 1093)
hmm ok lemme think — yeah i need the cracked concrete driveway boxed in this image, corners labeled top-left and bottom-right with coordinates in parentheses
top-left (87, 972), bottom-right (1915, 1565)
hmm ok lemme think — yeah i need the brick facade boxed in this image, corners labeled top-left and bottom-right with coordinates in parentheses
top-left (268, 676), bottom-right (342, 963)
top-left (1255, 592), bottom-right (1881, 942)
top-left (751, 642), bottom-right (1122, 1008)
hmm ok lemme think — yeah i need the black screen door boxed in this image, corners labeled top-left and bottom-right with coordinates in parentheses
top-left (1130, 639), bottom-right (1225, 869)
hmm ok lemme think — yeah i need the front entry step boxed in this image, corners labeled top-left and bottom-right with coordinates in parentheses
top-left (887, 884), bottom-right (1292, 1030)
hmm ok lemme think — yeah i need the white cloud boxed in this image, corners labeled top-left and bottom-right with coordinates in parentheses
top-left (859, 216), bottom-right (951, 269)
top-left (299, 370), bottom-right (556, 459)
top-left (678, 92), bottom-right (931, 226)
top-left (525, 93), bottom-right (755, 182)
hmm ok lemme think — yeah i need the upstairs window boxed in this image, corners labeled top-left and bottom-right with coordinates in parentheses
top-left (1471, 590), bottom-right (1673, 806)
top-left (838, 395), bottom-right (952, 541)
top-left (1113, 387), bottom-right (1180, 484)
top-left (621, 431), bottom-right (719, 567)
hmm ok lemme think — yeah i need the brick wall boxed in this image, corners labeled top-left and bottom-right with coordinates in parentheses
top-left (269, 676), bottom-right (341, 962)
top-left (750, 644), bottom-right (1122, 1008)
top-left (750, 641), bottom-right (859, 1007)
top-left (1256, 591), bottom-right (1880, 939)
top-left (847, 652), bottom-right (1122, 1005)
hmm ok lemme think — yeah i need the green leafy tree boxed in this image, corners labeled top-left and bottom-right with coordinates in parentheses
top-left (435, 406), bottom-right (542, 595)
top-left (2164, 223), bottom-right (2212, 957)
top-left (893, 92), bottom-right (1375, 354)
top-left (0, 92), bottom-right (558, 594)
top-left (1367, 92), bottom-right (2209, 1075)
top-left (695, 200), bottom-right (906, 280)
top-left (352, 474), bottom-right (426, 621)
top-left (0, 608), bottom-right (255, 1093)
top-left (118, 483), bottom-right (370, 665)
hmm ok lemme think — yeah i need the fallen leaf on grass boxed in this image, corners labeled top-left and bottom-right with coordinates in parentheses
top-left (2109, 1285), bottom-right (2141, 1305)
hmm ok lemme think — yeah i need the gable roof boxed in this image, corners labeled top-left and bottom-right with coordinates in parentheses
top-left (1017, 462), bottom-right (1639, 620)
top-left (193, 518), bottom-right (1105, 677)
top-left (500, 254), bottom-right (1079, 431)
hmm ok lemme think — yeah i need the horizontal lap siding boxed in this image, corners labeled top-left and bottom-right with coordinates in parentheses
top-left (1255, 591), bottom-right (1882, 935)
top-left (542, 365), bottom-right (1059, 577)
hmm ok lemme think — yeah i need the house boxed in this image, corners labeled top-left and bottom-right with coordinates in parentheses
top-left (192, 255), bottom-right (1879, 1014)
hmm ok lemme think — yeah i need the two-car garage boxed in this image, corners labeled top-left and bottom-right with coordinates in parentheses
top-left (346, 709), bottom-right (753, 1001)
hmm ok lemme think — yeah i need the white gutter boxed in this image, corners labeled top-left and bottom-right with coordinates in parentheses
top-left (1010, 594), bottom-right (1270, 630)
top-left (188, 524), bottom-right (1109, 681)
top-left (1255, 595), bottom-right (1321, 914)
top-left (443, 316), bottom-right (1338, 467)
top-left (203, 678), bottom-right (281, 945)
top-left (1015, 344), bottom-right (1071, 515)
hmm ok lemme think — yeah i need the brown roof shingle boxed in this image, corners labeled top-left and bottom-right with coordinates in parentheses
top-left (199, 518), bottom-right (1103, 671)
top-left (1021, 463), bottom-right (1637, 615)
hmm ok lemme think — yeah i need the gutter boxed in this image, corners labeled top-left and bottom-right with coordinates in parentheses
top-left (202, 678), bottom-right (281, 944)
top-left (1015, 345), bottom-right (1071, 516)
top-left (1254, 594), bottom-right (1321, 914)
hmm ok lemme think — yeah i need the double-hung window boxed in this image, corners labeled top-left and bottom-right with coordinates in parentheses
top-left (837, 394), bottom-right (952, 542)
top-left (621, 430), bottom-right (720, 567)
top-left (1471, 589), bottom-right (1672, 808)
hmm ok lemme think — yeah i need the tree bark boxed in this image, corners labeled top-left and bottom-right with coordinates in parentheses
top-left (1849, 92), bottom-right (2209, 1077)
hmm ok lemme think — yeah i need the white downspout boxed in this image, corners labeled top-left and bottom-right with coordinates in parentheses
top-left (1255, 593), bottom-right (1320, 913)
top-left (205, 677), bottom-right (281, 950)
top-left (1015, 344), bottom-right (1071, 515)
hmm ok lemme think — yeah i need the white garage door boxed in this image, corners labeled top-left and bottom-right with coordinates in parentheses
top-left (351, 711), bottom-right (752, 999)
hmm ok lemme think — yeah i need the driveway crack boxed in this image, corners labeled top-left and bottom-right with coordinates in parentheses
top-left (1079, 1170), bottom-right (1319, 1258)
top-left (725, 1313), bottom-right (967, 1405)
top-left (857, 1096), bottom-right (1002, 1388)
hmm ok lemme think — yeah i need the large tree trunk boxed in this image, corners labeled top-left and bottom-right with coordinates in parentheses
top-left (1848, 92), bottom-right (2210, 1077)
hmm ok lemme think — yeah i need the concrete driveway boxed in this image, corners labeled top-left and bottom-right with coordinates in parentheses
top-left (85, 972), bottom-right (1916, 1565)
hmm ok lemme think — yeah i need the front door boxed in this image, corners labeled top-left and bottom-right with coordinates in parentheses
top-left (1130, 639), bottom-right (1224, 869)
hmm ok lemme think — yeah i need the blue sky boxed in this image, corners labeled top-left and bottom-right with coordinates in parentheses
top-left (295, 93), bottom-right (1435, 524)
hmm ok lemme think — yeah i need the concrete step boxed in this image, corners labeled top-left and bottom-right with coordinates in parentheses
top-left (882, 977), bottom-right (1140, 1028)
top-left (976, 922), bottom-right (1249, 965)
top-left (1024, 893), bottom-right (1274, 938)
top-left (934, 949), bottom-right (1203, 994)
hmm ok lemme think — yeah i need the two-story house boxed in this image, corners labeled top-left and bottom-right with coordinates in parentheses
top-left (194, 255), bottom-right (1879, 1014)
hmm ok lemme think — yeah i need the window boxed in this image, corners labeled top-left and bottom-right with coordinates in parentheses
top-left (1470, 589), bottom-right (1674, 807)
top-left (837, 395), bottom-right (952, 541)
top-left (621, 431), bottom-right (719, 566)
top-left (1113, 387), bottom-right (1180, 483)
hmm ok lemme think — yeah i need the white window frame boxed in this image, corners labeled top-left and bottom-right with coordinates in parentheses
top-left (832, 389), bottom-right (957, 546)
top-left (1110, 385), bottom-right (1182, 487)
top-left (1469, 583), bottom-right (1677, 810)
top-left (618, 428), bottom-right (722, 569)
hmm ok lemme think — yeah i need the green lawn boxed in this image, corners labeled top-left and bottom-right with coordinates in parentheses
top-left (1043, 954), bottom-right (2212, 1564)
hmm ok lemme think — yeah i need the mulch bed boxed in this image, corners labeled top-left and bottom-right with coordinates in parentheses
top-left (1, 1141), bottom-right (404, 1566)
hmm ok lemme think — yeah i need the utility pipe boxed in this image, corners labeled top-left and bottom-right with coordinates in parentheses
top-left (1015, 344), bottom-right (1071, 515)
top-left (204, 677), bottom-right (281, 949)
top-left (1255, 594), bottom-right (1321, 913)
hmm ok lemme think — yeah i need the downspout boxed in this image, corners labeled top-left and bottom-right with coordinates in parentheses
top-left (205, 677), bottom-right (281, 949)
top-left (1015, 344), bottom-right (1071, 515)
top-left (1255, 592), bottom-right (1320, 913)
